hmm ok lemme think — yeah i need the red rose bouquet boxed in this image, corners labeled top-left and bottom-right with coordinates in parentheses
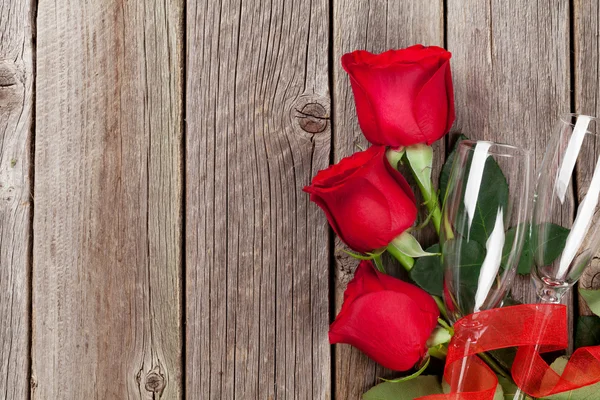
top-left (306, 45), bottom-right (600, 400)
top-left (306, 44), bottom-right (458, 396)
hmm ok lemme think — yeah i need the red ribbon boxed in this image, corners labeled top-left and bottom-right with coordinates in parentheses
top-left (418, 304), bottom-right (600, 399)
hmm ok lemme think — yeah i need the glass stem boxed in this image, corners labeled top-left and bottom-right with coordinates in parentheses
top-left (536, 285), bottom-right (565, 304)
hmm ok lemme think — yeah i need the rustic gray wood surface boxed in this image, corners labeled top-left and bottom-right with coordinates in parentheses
top-left (574, 0), bottom-right (600, 314)
top-left (32, 0), bottom-right (184, 398)
top-left (0, 0), bottom-right (594, 398)
top-left (0, 0), bottom-right (34, 399)
top-left (185, 0), bottom-right (331, 399)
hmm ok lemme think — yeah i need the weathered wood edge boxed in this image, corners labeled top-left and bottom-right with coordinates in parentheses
top-left (0, 0), bottom-right (35, 398)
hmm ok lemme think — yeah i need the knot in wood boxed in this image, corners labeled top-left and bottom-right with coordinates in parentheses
top-left (295, 102), bottom-right (328, 133)
top-left (145, 371), bottom-right (166, 393)
top-left (0, 61), bottom-right (23, 107)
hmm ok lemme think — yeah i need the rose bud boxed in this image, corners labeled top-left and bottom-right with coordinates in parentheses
top-left (330, 260), bottom-right (440, 371)
top-left (342, 45), bottom-right (455, 147)
top-left (304, 145), bottom-right (417, 253)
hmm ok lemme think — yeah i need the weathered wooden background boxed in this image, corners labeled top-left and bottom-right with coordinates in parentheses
top-left (0, 0), bottom-right (598, 398)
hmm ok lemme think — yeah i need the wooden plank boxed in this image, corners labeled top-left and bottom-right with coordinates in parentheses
top-left (332, 1), bottom-right (444, 397)
top-left (0, 0), bottom-right (35, 398)
top-left (574, 0), bottom-right (600, 315)
top-left (32, 1), bottom-right (184, 398)
top-left (185, 0), bottom-right (331, 399)
top-left (447, 0), bottom-right (571, 311)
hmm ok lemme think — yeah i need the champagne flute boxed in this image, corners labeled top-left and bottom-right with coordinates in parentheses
top-left (531, 114), bottom-right (600, 303)
top-left (441, 140), bottom-right (531, 322)
top-left (440, 140), bottom-right (531, 393)
top-left (515, 114), bottom-right (600, 399)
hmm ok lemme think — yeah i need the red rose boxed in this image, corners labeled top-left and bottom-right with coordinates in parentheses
top-left (304, 145), bottom-right (417, 253)
top-left (342, 45), bottom-right (455, 147)
top-left (330, 261), bottom-right (439, 371)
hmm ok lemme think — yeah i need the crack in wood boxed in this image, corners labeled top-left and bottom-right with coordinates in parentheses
top-left (294, 102), bottom-right (329, 133)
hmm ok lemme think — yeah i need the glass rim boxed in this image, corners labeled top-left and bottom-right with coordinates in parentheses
top-left (457, 139), bottom-right (530, 158)
top-left (559, 113), bottom-right (600, 132)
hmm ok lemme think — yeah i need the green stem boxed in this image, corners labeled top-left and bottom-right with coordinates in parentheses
top-left (409, 167), bottom-right (442, 235)
top-left (386, 243), bottom-right (415, 271)
top-left (437, 317), bottom-right (453, 335)
top-left (478, 352), bottom-right (510, 379)
top-left (428, 345), bottom-right (448, 360)
top-left (433, 296), bottom-right (450, 322)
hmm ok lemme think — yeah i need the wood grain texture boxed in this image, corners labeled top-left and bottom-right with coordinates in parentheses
top-left (573, 0), bottom-right (600, 315)
top-left (32, 1), bottom-right (184, 398)
top-left (0, 0), bottom-right (34, 398)
top-left (185, 0), bottom-right (331, 399)
top-left (447, 0), bottom-right (572, 310)
top-left (332, 1), bottom-right (444, 397)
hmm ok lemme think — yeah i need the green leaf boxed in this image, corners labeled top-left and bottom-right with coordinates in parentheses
top-left (441, 239), bottom-right (487, 314)
top-left (363, 376), bottom-right (442, 400)
top-left (497, 376), bottom-right (522, 400)
top-left (454, 155), bottom-right (509, 247)
top-left (501, 225), bottom-right (533, 275)
top-left (410, 244), bottom-right (443, 296)
top-left (575, 315), bottom-right (600, 349)
top-left (406, 144), bottom-right (434, 196)
top-left (542, 356), bottom-right (600, 399)
top-left (579, 289), bottom-right (600, 318)
top-left (443, 239), bottom-right (486, 286)
top-left (532, 223), bottom-right (570, 267)
top-left (427, 327), bottom-right (452, 347)
top-left (373, 254), bottom-right (386, 273)
top-left (389, 232), bottom-right (439, 258)
top-left (386, 148), bottom-right (405, 169)
top-left (493, 384), bottom-right (504, 400)
top-left (501, 223), bottom-right (569, 275)
top-left (439, 134), bottom-right (469, 200)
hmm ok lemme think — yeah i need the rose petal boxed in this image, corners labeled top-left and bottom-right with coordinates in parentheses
top-left (309, 145), bottom-right (383, 189)
top-left (342, 46), bottom-right (451, 69)
top-left (444, 61), bottom-right (456, 132)
top-left (383, 155), bottom-right (417, 204)
top-left (340, 260), bottom-right (384, 306)
top-left (414, 60), bottom-right (453, 145)
top-left (347, 63), bottom-right (431, 146)
top-left (319, 178), bottom-right (394, 252)
top-left (373, 267), bottom-right (440, 320)
top-left (329, 290), bottom-right (433, 371)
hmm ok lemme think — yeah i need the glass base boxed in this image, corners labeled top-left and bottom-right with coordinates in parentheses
top-left (531, 271), bottom-right (570, 304)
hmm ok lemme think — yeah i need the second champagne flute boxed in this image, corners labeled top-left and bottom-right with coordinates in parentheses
top-left (532, 114), bottom-right (600, 303)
